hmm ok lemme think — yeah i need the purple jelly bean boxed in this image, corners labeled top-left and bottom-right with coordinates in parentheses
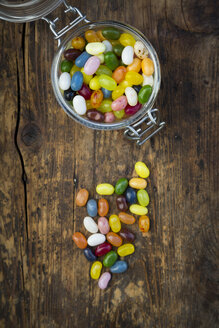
top-left (84, 56), bottom-right (101, 75)
top-left (98, 272), bottom-right (111, 290)
top-left (125, 102), bottom-right (142, 115)
top-left (78, 83), bottom-right (92, 100)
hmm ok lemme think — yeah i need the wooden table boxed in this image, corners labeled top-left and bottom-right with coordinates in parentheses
top-left (0, 0), bottom-right (218, 327)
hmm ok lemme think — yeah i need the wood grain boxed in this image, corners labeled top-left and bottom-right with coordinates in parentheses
top-left (0, 0), bottom-right (218, 327)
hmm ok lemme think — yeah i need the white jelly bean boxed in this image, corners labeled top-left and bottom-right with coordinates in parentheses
top-left (73, 95), bottom-right (87, 115)
top-left (125, 87), bottom-right (138, 106)
top-left (134, 41), bottom-right (149, 59)
top-left (97, 53), bottom-right (104, 63)
top-left (98, 272), bottom-right (111, 290)
top-left (121, 46), bottom-right (134, 65)
top-left (102, 40), bottom-right (113, 53)
top-left (142, 74), bottom-right (154, 87)
top-left (84, 56), bottom-right (101, 75)
top-left (87, 233), bottom-right (106, 246)
top-left (58, 72), bottom-right (71, 90)
top-left (83, 216), bottom-right (98, 233)
top-left (86, 42), bottom-right (106, 55)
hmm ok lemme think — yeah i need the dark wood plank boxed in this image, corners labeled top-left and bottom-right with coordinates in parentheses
top-left (0, 0), bottom-right (218, 327)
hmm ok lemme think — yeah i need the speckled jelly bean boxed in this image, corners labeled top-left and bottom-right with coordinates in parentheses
top-left (102, 40), bottom-right (113, 53)
top-left (125, 102), bottom-right (142, 116)
top-left (109, 214), bottom-right (121, 233)
top-left (138, 85), bottom-right (152, 104)
top-left (73, 95), bottom-right (87, 115)
top-left (104, 52), bottom-right (119, 70)
top-left (142, 57), bottom-right (154, 76)
top-left (78, 83), bottom-right (92, 100)
top-left (84, 56), bottom-right (101, 75)
top-left (96, 65), bottom-right (112, 76)
top-left (71, 71), bottom-right (83, 91)
top-left (111, 96), bottom-right (127, 111)
top-left (115, 178), bottom-right (129, 195)
top-left (119, 228), bottom-right (135, 242)
top-left (129, 204), bottom-right (148, 215)
top-left (102, 27), bottom-right (120, 40)
top-left (64, 48), bottom-right (82, 61)
top-left (75, 51), bottom-right (91, 68)
top-left (135, 161), bottom-right (150, 178)
top-left (117, 243), bottom-right (135, 256)
top-left (71, 36), bottom-right (85, 49)
top-left (119, 33), bottom-right (136, 47)
top-left (86, 42), bottom-right (106, 55)
top-left (87, 110), bottom-right (104, 122)
top-left (112, 66), bottom-right (127, 83)
top-left (142, 74), bottom-right (154, 87)
top-left (98, 100), bottom-right (113, 113)
top-left (127, 58), bottom-right (142, 73)
top-left (99, 74), bottom-right (117, 91)
top-left (119, 212), bottom-right (135, 224)
top-left (134, 41), bottom-right (149, 59)
top-left (84, 248), bottom-right (97, 262)
top-left (139, 215), bottom-right (150, 232)
top-left (95, 242), bottom-right (112, 257)
top-left (103, 250), bottom-right (118, 267)
top-left (64, 88), bottom-right (76, 101)
top-left (61, 60), bottom-right (73, 73)
top-left (125, 71), bottom-right (143, 85)
top-left (98, 217), bottom-right (110, 234)
top-left (89, 76), bottom-right (101, 90)
top-left (72, 232), bottom-right (87, 249)
top-left (137, 189), bottom-right (149, 206)
top-left (129, 178), bottom-right (147, 189)
top-left (125, 87), bottom-right (138, 106)
top-left (90, 261), bottom-right (102, 280)
top-left (113, 44), bottom-right (124, 57)
top-left (76, 188), bottom-right (89, 206)
top-left (85, 30), bottom-right (100, 43)
top-left (98, 272), bottom-right (111, 289)
top-left (106, 232), bottom-right (123, 247)
top-left (98, 199), bottom-right (109, 217)
top-left (96, 183), bottom-right (114, 195)
top-left (121, 46), bottom-right (134, 65)
top-left (87, 233), bottom-right (106, 247)
top-left (83, 216), bottom-right (98, 233)
top-left (110, 260), bottom-right (128, 273)
top-left (101, 88), bottom-right (112, 99)
top-left (91, 89), bottom-right (103, 108)
top-left (125, 187), bottom-right (137, 204)
top-left (87, 199), bottom-right (98, 217)
top-left (59, 72), bottom-right (71, 90)
top-left (116, 195), bottom-right (128, 212)
top-left (104, 112), bottom-right (115, 123)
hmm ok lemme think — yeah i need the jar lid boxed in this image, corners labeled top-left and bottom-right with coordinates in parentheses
top-left (0, 0), bottom-right (64, 23)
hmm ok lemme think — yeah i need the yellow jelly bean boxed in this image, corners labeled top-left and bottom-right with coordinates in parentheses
top-left (117, 243), bottom-right (135, 257)
top-left (90, 261), bottom-right (102, 279)
top-left (129, 204), bottom-right (148, 216)
top-left (135, 161), bottom-right (150, 178)
top-left (70, 64), bottom-right (81, 77)
top-left (142, 57), bottom-right (154, 76)
top-left (81, 68), bottom-right (93, 84)
top-left (96, 183), bottom-right (114, 195)
top-left (129, 178), bottom-right (147, 189)
top-left (86, 99), bottom-right (93, 110)
top-left (119, 80), bottom-right (132, 88)
top-left (96, 53), bottom-right (104, 64)
top-left (119, 33), bottom-right (136, 47)
top-left (127, 58), bottom-right (142, 73)
top-left (89, 76), bottom-right (101, 90)
top-left (109, 215), bottom-right (121, 233)
top-left (112, 85), bottom-right (125, 100)
top-left (125, 71), bottom-right (143, 85)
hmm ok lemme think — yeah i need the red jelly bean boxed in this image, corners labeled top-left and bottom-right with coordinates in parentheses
top-left (95, 242), bottom-right (112, 257)
top-left (125, 102), bottom-right (142, 115)
top-left (87, 110), bottom-right (104, 122)
top-left (78, 83), bottom-right (92, 100)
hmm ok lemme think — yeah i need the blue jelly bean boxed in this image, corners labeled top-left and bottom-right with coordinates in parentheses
top-left (75, 51), bottom-right (91, 68)
top-left (87, 199), bottom-right (98, 217)
top-left (83, 248), bottom-right (97, 262)
top-left (71, 71), bottom-right (83, 91)
top-left (110, 260), bottom-right (128, 273)
top-left (101, 87), bottom-right (112, 99)
top-left (125, 187), bottom-right (137, 204)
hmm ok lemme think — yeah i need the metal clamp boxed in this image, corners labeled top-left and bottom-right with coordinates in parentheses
top-left (42, 2), bottom-right (89, 46)
top-left (124, 109), bottom-right (165, 146)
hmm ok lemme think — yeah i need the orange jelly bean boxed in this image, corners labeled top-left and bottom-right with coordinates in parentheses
top-left (71, 36), bottom-right (85, 49)
top-left (91, 89), bottom-right (104, 108)
top-left (98, 198), bottom-right (109, 216)
top-left (139, 215), bottom-right (150, 232)
top-left (142, 58), bottom-right (154, 76)
top-left (129, 178), bottom-right (147, 189)
top-left (96, 30), bottom-right (106, 41)
top-left (112, 66), bottom-right (127, 83)
top-left (119, 212), bottom-right (135, 224)
top-left (127, 58), bottom-right (142, 72)
top-left (85, 30), bottom-right (100, 42)
top-left (76, 188), bottom-right (89, 206)
top-left (106, 232), bottom-right (123, 247)
top-left (72, 232), bottom-right (87, 249)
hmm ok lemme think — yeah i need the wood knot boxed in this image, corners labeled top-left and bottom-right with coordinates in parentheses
top-left (21, 123), bottom-right (42, 149)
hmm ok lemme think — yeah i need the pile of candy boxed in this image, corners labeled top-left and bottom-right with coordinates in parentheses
top-left (72, 161), bottom-right (150, 290)
top-left (58, 27), bottom-right (154, 123)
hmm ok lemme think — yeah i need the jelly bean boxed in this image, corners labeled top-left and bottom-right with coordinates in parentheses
top-left (97, 99), bottom-right (113, 113)
top-left (101, 88), bottom-right (112, 99)
top-left (109, 214), bottom-right (121, 233)
top-left (61, 60), bottom-right (73, 73)
top-left (132, 85), bottom-right (142, 93)
top-left (113, 44), bottom-right (124, 57)
top-left (87, 109), bottom-right (104, 122)
top-left (106, 232), bottom-right (123, 247)
top-left (98, 198), bottom-right (109, 217)
top-left (73, 95), bottom-right (87, 115)
top-left (111, 96), bottom-right (127, 111)
top-left (90, 261), bottom-right (102, 280)
top-left (95, 242), bottom-right (112, 257)
top-left (142, 57), bottom-right (154, 76)
top-left (115, 178), bottom-right (129, 195)
top-left (86, 42), bottom-right (106, 55)
top-left (119, 80), bottom-right (132, 88)
top-left (96, 53), bottom-right (104, 64)
top-left (84, 56), bottom-right (101, 75)
top-left (119, 228), bottom-right (135, 242)
top-left (114, 109), bottom-right (125, 119)
top-left (59, 72), bottom-right (71, 90)
top-left (127, 58), bottom-right (142, 73)
top-left (135, 161), bottom-right (150, 178)
top-left (87, 199), bottom-right (98, 217)
top-left (116, 195), bottom-right (128, 212)
top-left (96, 30), bottom-right (106, 41)
top-left (125, 87), bottom-right (138, 106)
top-left (99, 74), bottom-right (117, 91)
top-left (102, 27), bottom-right (120, 40)
top-left (96, 65), bottom-right (112, 76)
top-left (104, 52), bottom-right (119, 70)
top-left (83, 216), bottom-right (98, 233)
top-left (137, 190), bottom-right (149, 206)
top-left (121, 46), bottom-right (134, 65)
top-left (75, 51), bottom-right (91, 68)
top-left (87, 233), bottom-right (106, 247)
top-left (85, 30), bottom-right (100, 43)
top-left (117, 243), bottom-right (135, 257)
top-left (86, 99), bottom-right (93, 110)
top-left (119, 33), bottom-right (136, 47)
top-left (142, 74), bottom-right (154, 87)
top-left (71, 36), bottom-right (86, 49)
top-left (112, 85), bottom-right (125, 100)
top-left (81, 67), bottom-right (93, 84)
top-left (102, 40), bottom-right (113, 53)
top-left (138, 85), bottom-right (152, 104)
top-left (129, 178), bottom-right (147, 189)
top-left (134, 41), bottom-right (149, 59)
top-left (98, 217), bottom-right (110, 234)
top-left (125, 102), bottom-right (142, 115)
top-left (125, 71), bottom-right (143, 85)
top-left (89, 76), bottom-right (101, 90)
top-left (84, 248), bottom-right (97, 262)
top-left (70, 64), bottom-right (81, 77)
top-left (96, 183), bottom-right (114, 195)
top-left (104, 112), bottom-right (115, 123)
top-left (91, 90), bottom-right (104, 108)
top-left (110, 260), bottom-right (128, 273)
top-left (125, 187), bottom-right (137, 204)
top-left (78, 83), bottom-right (92, 100)
top-left (72, 232), bottom-right (87, 249)
top-left (64, 48), bottom-right (82, 61)
top-left (118, 212), bottom-right (135, 224)
top-left (103, 250), bottom-right (118, 267)
top-left (98, 272), bottom-right (111, 289)
top-left (139, 215), bottom-right (150, 232)
top-left (129, 204), bottom-right (148, 215)
top-left (71, 71), bottom-right (83, 91)
top-left (112, 66), bottom-right (127, 83)
top-left (76, 188), bottom-right (89, 206)
top-left (64, 88), bottom-right (76, 101)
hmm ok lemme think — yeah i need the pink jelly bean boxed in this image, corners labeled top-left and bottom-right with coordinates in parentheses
top-left (98, 272), bottom-right (111, 290)
top-left (125, 102), bottom-right (142, 115)
top-left (104, 112), bottom-right (115, 123)
top-left (84, 56), bottom-right (101, 75)
top-left (98, 217), bottom-right (110, 234)
top-left (78, 83), bottom-right (92, 100)
top-left (111, 95), bottom-right (127, 111)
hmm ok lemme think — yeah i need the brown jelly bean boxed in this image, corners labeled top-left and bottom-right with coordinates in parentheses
top-left (118, 212), bottom-right (135, 224)
top-left (86, 110), bottom-right (104, 122)
top-left (98, 198), bottom-right (109, 216)
top-left (72, 232), bottom-right (87, 249)
top-left (64, 49), bottom-right (82, 61)
top-left (106, 232), bottom-right (123, 247)
top-left (76, 189), bottom-right (89, 206)
top-left (119, 228), bottom-right (135, 242)
top-left (116, 195), bottom-right (128, 212)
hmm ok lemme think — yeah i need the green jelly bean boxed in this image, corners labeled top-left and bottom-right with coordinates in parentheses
top-left (98, 99), bottom-right (113, 113)
top-left (114, 109), bottom-right (125, 119)
top-left (115, 178), bottom-right (129, 195)
top-left (138, 85), bottom-right (152, 104)
top-left (102, 27), bottom-right (120, 40)
top-left (104, 52), bottom-right (119, 71)
top-left (96, 65), bottom-right (112, 77)
top-left (99, 74), bottom-right (117, 91)
top-left (113, 44), bottom-right (124, 57)
top-left (103, 250), bottom-right (118, 267)
top-left (137, 189), bottom-right (149, 207)
top-left (61, 60), bottom-right (73, 73)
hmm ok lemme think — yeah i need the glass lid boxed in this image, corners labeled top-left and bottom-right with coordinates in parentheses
top-left (0, 0), bottom-right (63, 23)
